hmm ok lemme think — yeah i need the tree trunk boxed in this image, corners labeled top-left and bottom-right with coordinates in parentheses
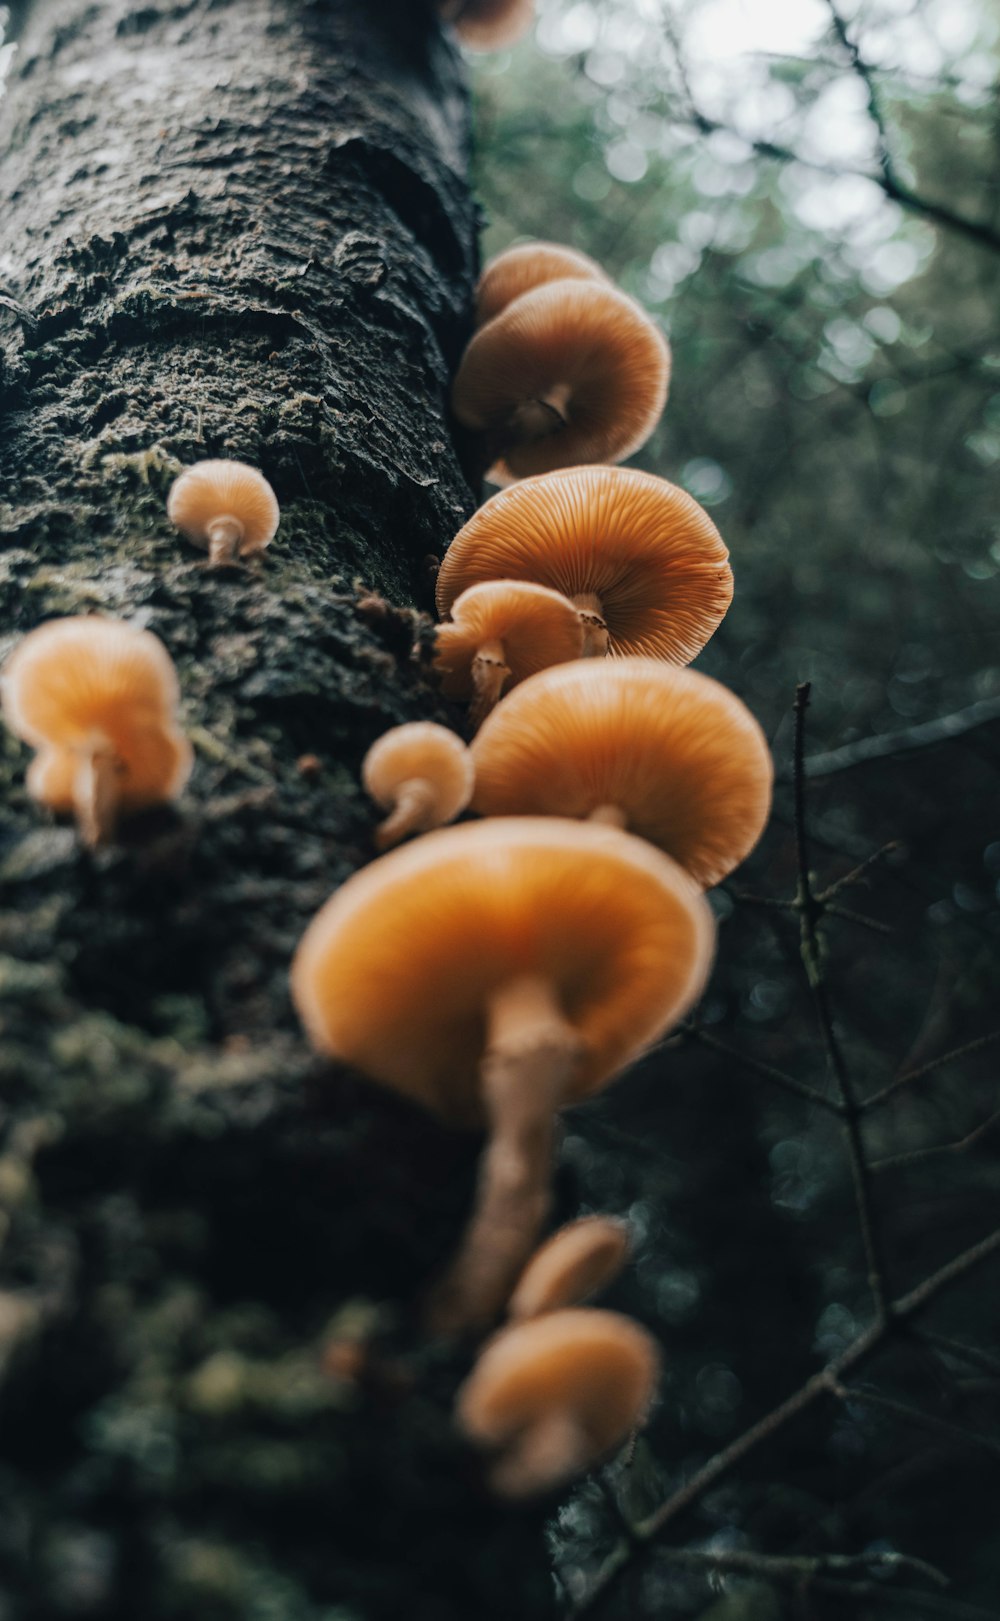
top-left (0, 2), bottom-right (556, 1614)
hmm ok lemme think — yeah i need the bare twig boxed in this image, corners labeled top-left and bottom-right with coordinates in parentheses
top-left (565, 1194), bottom-right (1000, 1610)
top-left (680, 1021), bottom-right (841, 1113)
top-left (792, 683), bottom-right (889, 1323)
top-left (872, 1105), bottom-right (1000, 1172)
top-left (654, 1544), bottom-right (948, 1590)
top-left (861, 1030), bottom-right (1000, 1114)
top-left (916, 1332), bottom-right (1000, 1381)
top-left (830, 1379), bottom-right (1000, 1464)
top-left (797, 696), bottom-right (1000, 780)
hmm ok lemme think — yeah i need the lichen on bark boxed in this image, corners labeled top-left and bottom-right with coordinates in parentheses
top-left (0, 1), bottom-right (556, 1613)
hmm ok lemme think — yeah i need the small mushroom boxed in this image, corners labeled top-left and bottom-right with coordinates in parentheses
top-left (1, 617), bottom-right (192, 847)
top-left (437, 465), bottom-right (733, 663)
top-left (453, 280), bottom-right (670, 484)
top-left (476, 241), bottom-right (610, 329)
top-left (434, 580), bottom-right (585, 728)
top-left (167, 459), bottom-right (279, 568)
top-left (291, 818), bottom-right (713, 1335)
top-left (440, 0), bottom-right (535, 52)
top-left (508, 1216), bottom-right (630, 1321)
top-left (471, 660), bottom-right (773, 888)
top-left (457, 1308), bottom-right (659, 1496)
top-left (362, 722), bottom-right (474, 850)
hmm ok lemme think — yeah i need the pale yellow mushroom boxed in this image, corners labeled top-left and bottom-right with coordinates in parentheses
top-left (362, 722), bottom-right (474, 850)
top-left (167, 459), bottom-right (279, 568)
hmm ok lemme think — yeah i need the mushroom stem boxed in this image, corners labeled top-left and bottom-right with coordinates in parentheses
top-left (427, 973), bottom-right (584, 1337)
top-left (588, 803), bottom-right (628, 829)
top-left (489, 1411), bottom-right (591, 1499)
top-left (571, 594), bottom-right (610, 658)
top-left (73, 746), bottom-right (119, 848)
top-left (506, 383), bottom-right (571, 446)
top-left (469, 639), bottom-right (512, 728)
top-left (374, 777), bottom-right (439, 851)
top-left (206, 516), bottom-right (245, 568)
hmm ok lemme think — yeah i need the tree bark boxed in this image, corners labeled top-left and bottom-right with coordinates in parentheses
top-left (0, 2), bottom-right (556, 1614)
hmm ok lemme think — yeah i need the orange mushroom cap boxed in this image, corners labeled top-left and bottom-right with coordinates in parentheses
top-left (362, 722), bottom-right (474, 850)
top-left (434, 581), bottom-right (584, 723)
top-left (167, 459), bottom-right (279, 566)
top-left (457, 1308), bottom-right (659, 1496)
top-left (476, 242), bottom-right (610, 329)
top-left (291, 816), bottom-right (714, 1129)
top-left (453, 281), bottom-right (670, 484)
top-left (436, 465), bottom-right (733, 665)
top-left (508, 1217), bottom-right (631, 1321)
top-left (471, 660), bottom-right (773, 888)
top-left (1, 617), bottom-right (192, 842)
top-left (443, 0), bottom-right (535, 51)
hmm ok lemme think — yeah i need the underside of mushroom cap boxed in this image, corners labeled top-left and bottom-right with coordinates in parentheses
top-left (167, 459), bottom-right (279, 555)
top-left (508, 1217), bottom-right (631, 1319)
top-left (471, 660), bottom-right (773, 887)
top-left (447, 0), bottom-right (535, 51)
top-left (290, 817), bottom-right (714, 1129)
top-left (476, 242), bottom-right (610, 328)
top-left (27, 726), bottom-right (194, 817)
top-left (434, 580), bottom-right (585, 700)
top-left (1, 618), bottom-right (182, 752)
top-left (436, 466), bottom-right (733, 665)
top-left (362, 722), bottom-right (473, 821)
top-left (452, 281), bottom-right (670, 483)
top-left (457, 1307), bottom-right (659, 1459)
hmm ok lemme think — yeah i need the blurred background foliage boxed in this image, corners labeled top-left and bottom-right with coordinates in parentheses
top-left (472, 3), bottom-right (1000, 1616)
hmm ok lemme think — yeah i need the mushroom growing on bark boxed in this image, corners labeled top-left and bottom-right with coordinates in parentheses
top-left (471, 660), bottom-right (773, 888)
top-left (437, 465), bottom-right (733, 662)
top-left (362, 722), bottom-right (474, 850)
top-left (1, 617), bottom-right (192, 847)
top-left (291, 818), bottom-right (714, 1335)
top-left (439, 0), bottom-right (535, 52)
top-left (457, 1308), bottom-right (659, 1496)
top-left (434, 580), bottom-right (585, 727)
top-left (167, 459), bottom-right (279, 568)
top-left (475, 241), bottom-right (609, 328)
top-left (453, 280), bottom-right (670, 484)
top-left (508, 1216), bottom-right (631, 1321)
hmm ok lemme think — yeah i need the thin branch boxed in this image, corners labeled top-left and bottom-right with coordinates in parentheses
top-left (797, 696), bottom-right (1000, 780)
top-left (830, 1379), bottom-right (1000, 1465)
top-left (915, 1331), bottom-right (1000, 1381)
top-left (816, 842), bottom-right (901, 902)
top-left (861, 1031), bottom-right (1000, 1114)
top-left (680, 1021), bottom-right (842, 1113)
top-left (655, 1544), bottom-right (949, 1590)
top-left (872, 1105), bottom-right (1000, 1172)
top-left (566, 1240), bottom-right (1000, 1612)
top-left (793, 683), bottom-right (889, 1323)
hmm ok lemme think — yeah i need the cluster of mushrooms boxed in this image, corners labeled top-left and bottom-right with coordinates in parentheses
top-left (0, 10), bottom-right (771, 1495)
top-left (293, 239), bottom-right (774, 1492)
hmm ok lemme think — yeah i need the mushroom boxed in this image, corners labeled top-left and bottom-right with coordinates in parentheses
top-left (362, 721), bottom-right (474, 850)
top-left (167, 459), bottom-right (280, 568)
top-left (440, 0), bottom-right (535, 52)
top-left (1, 616), bottom-right (192, 847)
top-left (434, 580), bottom-right (585, 728)
top-left (452, 280), bottom-right (670, 484)
top-left (476, 242), bottom-right (610, 329)
top-left (436, 465), bottom-right (733, 663)
top-left (291, 817), bottom-right (714, 1335)
top-left (508, 1216), bottom-right (631, 1321)
top-left (471, 660), bottom-right (773, 888)
top-left (457, 1308), bottom-right (659, 1496)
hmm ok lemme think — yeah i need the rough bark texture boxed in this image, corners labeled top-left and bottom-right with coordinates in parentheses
top-left (0, 3), bottom-right (557, 1614)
